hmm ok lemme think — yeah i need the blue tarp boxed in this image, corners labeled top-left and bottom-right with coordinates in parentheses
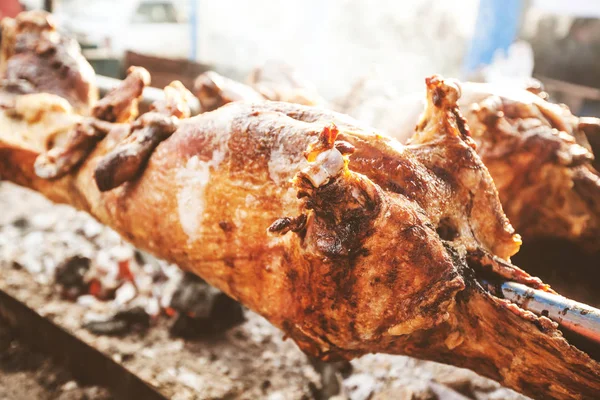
top-left (463, 0), bottom-right (523, 75)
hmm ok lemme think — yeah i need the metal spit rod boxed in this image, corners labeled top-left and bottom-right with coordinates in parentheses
top-left (498, 281), bottom-right (600, 344)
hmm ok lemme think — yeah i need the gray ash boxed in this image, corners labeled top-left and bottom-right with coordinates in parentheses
top-left (54, 255), bottom-right (91, 300)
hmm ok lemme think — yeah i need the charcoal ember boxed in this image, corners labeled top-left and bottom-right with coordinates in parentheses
top-left (11, 216), bottom-right (29, 229)
top-left (54, 255), bottom-right (91, 300)
top-left (432, 375), bottom-right (476, 398)
top-left (133, 249), bottom-right (147, 267)
top-left (11, 260), bottom-right (23, 270)
top-left (86, 277), bottom-right (117, 301)
top-left (83, 306), bottom-right (150, 336)
top-left (168, 272), bottom-right (245, 338)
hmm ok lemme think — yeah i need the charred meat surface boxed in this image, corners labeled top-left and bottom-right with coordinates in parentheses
top-left (2, 69), bottom-right (600, 399)
top-left (34, 70), bottom-right (193, 187)
top-left (93, 79), bottom-right (194, 191)
top-left (32, 66), bottom-right (151, 180)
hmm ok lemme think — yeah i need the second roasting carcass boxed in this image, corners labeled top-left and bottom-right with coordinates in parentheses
top-left (458, 85), bottom-right (600, 252)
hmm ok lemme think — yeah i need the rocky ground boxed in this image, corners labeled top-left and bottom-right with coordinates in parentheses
top-left (0, 181), bottom-right (529, 400)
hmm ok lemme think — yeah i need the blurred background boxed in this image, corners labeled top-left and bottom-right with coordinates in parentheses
top-left (3, 0), bottom-right (600, 115)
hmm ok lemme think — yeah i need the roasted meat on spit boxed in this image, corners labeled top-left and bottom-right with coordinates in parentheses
top-left (194, 70), bottom-right (264, 113)
top-left (2, 62), bottom-right (600, 397)
top-left (247, 61), bottom-right (326, 106)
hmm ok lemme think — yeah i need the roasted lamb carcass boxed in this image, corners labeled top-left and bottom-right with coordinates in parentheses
top-left (198, 72), bottom-right (600, 253)
top-left (2, 71), bottom-right (600, 399)
top-left (0, 10), bottom-right (97, 114)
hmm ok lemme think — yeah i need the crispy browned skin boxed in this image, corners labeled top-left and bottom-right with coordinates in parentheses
top-left (2, 74), bottom-right (600, 399)
top-left (0, 11), bottom-right (97, 114)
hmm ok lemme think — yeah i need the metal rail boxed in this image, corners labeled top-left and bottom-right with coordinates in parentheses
top-left (0, 288), bottom-right (168, 400)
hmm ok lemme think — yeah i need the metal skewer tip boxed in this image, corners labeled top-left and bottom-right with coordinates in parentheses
top-left (485, 280), bottom-right (600, 345)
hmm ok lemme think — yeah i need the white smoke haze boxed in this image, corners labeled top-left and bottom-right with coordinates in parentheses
top-left (197, 0), bottom-right (480, 99)
top-left (43, 0), bottom-right (481, 99)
